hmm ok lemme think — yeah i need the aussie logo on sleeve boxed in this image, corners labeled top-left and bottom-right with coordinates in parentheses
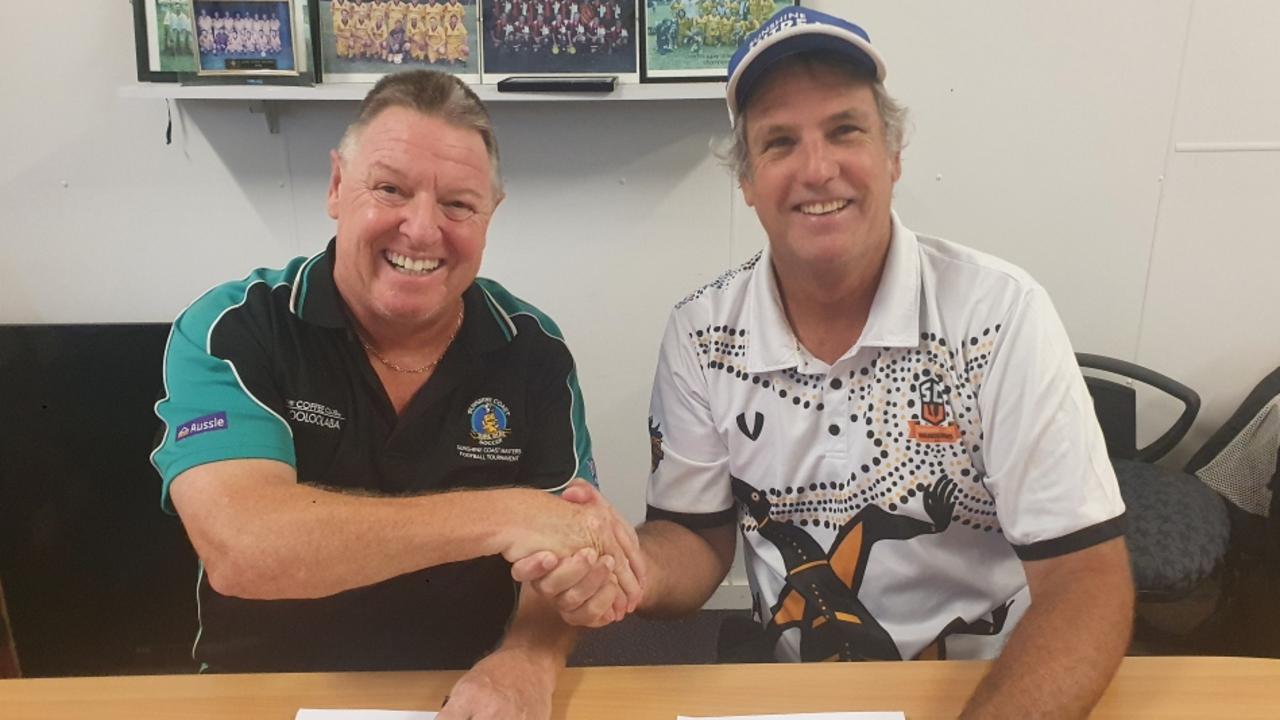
top-left (457, 397), bottom-right (522, 463)
top-left (175, 412), bottom-right (228, 442)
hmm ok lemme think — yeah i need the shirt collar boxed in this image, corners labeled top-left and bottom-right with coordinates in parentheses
top-left (744, 245), bottom-right (800, 373)
top-left (461, 280), bottom-right (517, 355)
top-left (860, 211), bottom-right (923, 349)
top-left (289, 239), bottom-right (346, 329)
top-left (290, 238), bottom-right (513, 355)
top-left (744, 211), bottom-right (921, 373)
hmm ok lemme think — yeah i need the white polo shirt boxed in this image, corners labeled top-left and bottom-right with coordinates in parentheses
top-left (646, 213), bottom-right (1125, 662)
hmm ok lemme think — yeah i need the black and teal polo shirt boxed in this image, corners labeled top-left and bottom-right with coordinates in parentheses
top-left (150, 240), bottom-right (595, 672)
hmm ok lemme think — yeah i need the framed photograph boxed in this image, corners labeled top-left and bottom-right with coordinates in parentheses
top-left (191, 0), bottom-right (304, 77)
top-left (133, 0), bottom-right (199, 80)
top-left (641, 0), bottom-right (796, 82)
top-left (480, 0), bottom-right (638, 82)
top-left (318, 0), bottom-right (480, 83)
top-left (133, 1), bottom-right (318, 82)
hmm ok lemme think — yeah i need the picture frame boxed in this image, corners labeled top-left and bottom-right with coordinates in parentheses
top-left (479, 0), bottom-right (638, 83)
top-left (640, 0), bottom-right (796, 82)
top-left (133, 0), bottom-right (199, 81)
top-left (190, 0), bottom-right (304, 77)
top-left (318, 0), bottom-right (481, 84)
top-left (133, 0), bottom-right (319, 82)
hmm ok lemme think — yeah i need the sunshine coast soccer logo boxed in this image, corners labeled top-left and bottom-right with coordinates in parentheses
top-left (468, 397), bottom-right (511, 446)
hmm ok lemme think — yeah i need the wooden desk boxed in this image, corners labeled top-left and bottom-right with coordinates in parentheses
top-left (3, 656), bottom-right (1278, 719)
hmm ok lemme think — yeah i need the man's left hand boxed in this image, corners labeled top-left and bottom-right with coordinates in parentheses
top-left (437, 647), bottom-right (556, 720)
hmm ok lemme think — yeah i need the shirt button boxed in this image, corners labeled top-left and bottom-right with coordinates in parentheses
top-left (830, 378), bottom-right (843, 390)
top-left (828, 424), bottom-right (841, 436)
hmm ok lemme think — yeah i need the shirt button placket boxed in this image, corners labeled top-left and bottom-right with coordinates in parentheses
top-left (826, 369), bottom-right (850, 456)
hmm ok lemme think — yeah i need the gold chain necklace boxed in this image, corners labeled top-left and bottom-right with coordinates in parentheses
top-left (359, 305), bottom-right (464, 375)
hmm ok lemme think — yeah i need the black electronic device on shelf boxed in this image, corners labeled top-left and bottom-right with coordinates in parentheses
top-left (496, 76), bottom-right (617, 93)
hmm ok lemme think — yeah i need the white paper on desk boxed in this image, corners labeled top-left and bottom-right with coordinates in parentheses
top-left (296, 710), bottom-right (437, 720)
top-left (680, 707), bottom-right (901, 712)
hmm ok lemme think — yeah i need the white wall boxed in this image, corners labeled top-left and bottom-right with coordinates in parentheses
top-left (2, 1), bottom-right (1278, 603)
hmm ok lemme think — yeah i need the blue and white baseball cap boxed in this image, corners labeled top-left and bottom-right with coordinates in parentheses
top-left (726, 7), bottom-right (887, 126)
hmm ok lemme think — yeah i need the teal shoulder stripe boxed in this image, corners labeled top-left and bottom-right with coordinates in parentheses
top-left (151, 259), bottom-right (307, 513)
top-left (475, 278), bottom-right (596, 488)
top-left (476, 277), bottom-right (563, 340)
top-left (475, 278), bottom-right (518, 341)
top-left (288, 249), bottom-right (327, 317)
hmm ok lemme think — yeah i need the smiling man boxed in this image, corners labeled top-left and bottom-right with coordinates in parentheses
top-left (150, 71), bottom-right (641, 720)
top-left (517, 7), bottom-right (1134, 719)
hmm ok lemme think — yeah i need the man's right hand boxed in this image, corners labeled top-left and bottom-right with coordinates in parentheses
top-left (513, 546), bottom-right (629, 628)
top-left (498, 479), bottom-right (645, 617)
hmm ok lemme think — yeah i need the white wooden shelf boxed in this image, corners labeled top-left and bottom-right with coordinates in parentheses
top-left (118, 81), bottom-right (725, 103)
top-left (120, 81), bottom-right (725, 132)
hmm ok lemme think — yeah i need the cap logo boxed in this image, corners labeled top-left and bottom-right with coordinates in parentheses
top-left (749, 10), bottom-right (811, 50)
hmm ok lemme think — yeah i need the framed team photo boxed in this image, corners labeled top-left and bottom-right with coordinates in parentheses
top-left (641, 0), bottom-right (796, 81)
top-left (480, 0), bottom-right (638, 82)
top-left (190, 0), bottom-right (304, 77)
top-left (319, 0), bottom-right (480, 84)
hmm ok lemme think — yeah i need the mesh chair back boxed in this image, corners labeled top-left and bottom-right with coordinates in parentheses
top-left (1185, 367), bottom-right (1280, 519)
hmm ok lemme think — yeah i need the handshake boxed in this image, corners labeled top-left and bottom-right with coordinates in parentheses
top-left (499, 479), bottom-right (647, 628)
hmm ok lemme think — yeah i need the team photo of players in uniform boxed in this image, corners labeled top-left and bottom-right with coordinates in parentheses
top-left (321, 0), bottom-right (479, 81)
top-left (644, 0), bottom-right (791, 77)
top-left (193, 0), bottom-right (296, 72)
top-left (482, 0), bottom-right (637, 76)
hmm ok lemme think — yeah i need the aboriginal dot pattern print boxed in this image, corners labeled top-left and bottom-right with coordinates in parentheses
top-left (677, 252), bottom-right (762, 309)
top-left (685, 295), bottom-right (1008, 535)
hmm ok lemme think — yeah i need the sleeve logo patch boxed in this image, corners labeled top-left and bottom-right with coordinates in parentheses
top-left (175, 412), bottom-right (228, 442)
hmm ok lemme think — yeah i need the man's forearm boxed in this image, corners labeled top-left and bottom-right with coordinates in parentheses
top-left (438, 588), bottom-right (575, 720)
top-left (173, 460), bottom-right (550, 599)
top-left (635, 520), bottom-right (735, 617)
top-left (225, 486), bottom-right (526, 598)
top-left (497, 586), bottom-right (580, 667)
top-left (961, 542), bottom-right (1134, 719)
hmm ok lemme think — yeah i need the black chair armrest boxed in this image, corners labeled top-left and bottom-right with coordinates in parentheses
top-left (1076, 353), bottom-right (1200, 463)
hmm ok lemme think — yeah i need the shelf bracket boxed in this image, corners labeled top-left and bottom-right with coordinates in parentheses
top-left (248, 101), bottom-right (281, 134)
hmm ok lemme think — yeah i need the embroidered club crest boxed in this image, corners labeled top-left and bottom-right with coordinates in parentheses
top-left (468, 398), bottom-right (511, 446)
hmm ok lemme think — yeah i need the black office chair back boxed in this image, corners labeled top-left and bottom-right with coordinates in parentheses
top-left (1184, 366), bottom-right (1280, 558)
top-left (1082, 374), bottom-right (1139, 461)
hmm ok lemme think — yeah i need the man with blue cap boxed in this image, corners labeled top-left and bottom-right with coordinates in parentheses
top-left (519, 6), bottom-right (1134, 718)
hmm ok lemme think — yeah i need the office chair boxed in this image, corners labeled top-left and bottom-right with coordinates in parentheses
top-left (1182, 367), bottom-right (1280, 611)
top-left (1076, 353), bottom-right (1230, 602)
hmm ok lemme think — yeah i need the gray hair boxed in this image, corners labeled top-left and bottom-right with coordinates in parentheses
top-left (337, 70), bottom-right (504, 199)
top-left (720, 53), bottom-right (909, 181)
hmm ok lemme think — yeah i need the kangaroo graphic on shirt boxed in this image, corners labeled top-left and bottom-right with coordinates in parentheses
top-left (732, 474), bottom-right (958, 661)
